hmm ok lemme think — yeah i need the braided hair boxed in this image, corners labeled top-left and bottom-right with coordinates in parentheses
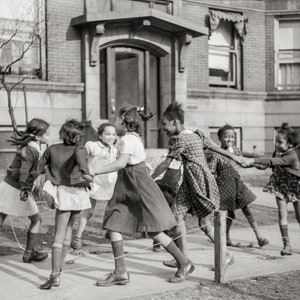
top-left (8, 118), bottom-right (49, 147)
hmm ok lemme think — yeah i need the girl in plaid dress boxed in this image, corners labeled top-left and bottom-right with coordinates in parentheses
top-left (152, 102), bottom-right (242, 267)
top-left (243, 123), bottom-right (300, 256)
top-left (206, 124), bottom-right (269, 248)
top-left (92, 106), bottom-right (194, 286)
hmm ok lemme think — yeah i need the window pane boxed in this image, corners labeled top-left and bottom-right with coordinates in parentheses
top-left (278, 20), bottom-right (300, 90)
top-left (279, 20), bottom-right (300, 50)
top-left (209, 20), bottom-right (234, 47)
top-left (209, 19), bottom-right (238, 88)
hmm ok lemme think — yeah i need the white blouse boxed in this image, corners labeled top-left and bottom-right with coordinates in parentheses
top-left (119, 133), bottom-right (146, 165)
top-left (85, 141), bottom-right (117, 200)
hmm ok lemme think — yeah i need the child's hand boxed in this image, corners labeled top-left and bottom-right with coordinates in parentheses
top-left (241, 157), bottom-right (255, 167)
top-left (232, 155), bottom-right (245, 165)
top-left (83, 174), bottom-right (94, 182)
top-left (20, 189), bottom-right (29, 201)
top-left (254, 164), bottom-right (268, 170)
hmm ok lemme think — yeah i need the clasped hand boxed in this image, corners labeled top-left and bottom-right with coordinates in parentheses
top-left (20, 189), bottom-right (29, 201)
top-left (232, 156), bottom-right (254, 167)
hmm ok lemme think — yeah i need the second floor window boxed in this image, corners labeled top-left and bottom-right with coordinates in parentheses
top-left (208, 10), bottom-right (247, 90)
top-left (276, 19), bottom-right (300, 90)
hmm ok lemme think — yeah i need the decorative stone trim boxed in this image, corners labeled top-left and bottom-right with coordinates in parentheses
top-left (0, 78), bottom-right (84, 93)
top-left (188, 89), bottom-right (267, 101)
top-left (90, 24), bottom-right (106, 67)
top-left (178, 33), bottom-right (193, 73)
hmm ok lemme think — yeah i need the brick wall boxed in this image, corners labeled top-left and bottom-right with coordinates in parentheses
top-left (181, 1), bottom-right (267, 92)
top-left (180, 2), bottom-right (209, 89)
top-left (265, 14), bottom-right (275, 91)
top-left (243, 10), bottom-right (266, 91)
top-left (46, 0), bottom-right (84, 82)
top-left (265, 0), bottom-right (300, 10)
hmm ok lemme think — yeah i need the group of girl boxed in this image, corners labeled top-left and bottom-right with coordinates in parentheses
top-left (0, 102), bottom-right (299, 290)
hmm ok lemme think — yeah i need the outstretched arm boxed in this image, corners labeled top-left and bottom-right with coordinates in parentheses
top-left (208, 145), bottom-right (245, 164)
top-left (151, 157), bottom-right (173, 180)
top-left (93, 153), bottom-right (131, 175)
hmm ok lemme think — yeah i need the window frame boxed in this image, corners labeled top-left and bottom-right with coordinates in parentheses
top-left (0, 0), bottom-right (45, 79)
top-left (208, 19), bottom-right (242, 90)
top-left (274, 17), bottom-right (300, 91)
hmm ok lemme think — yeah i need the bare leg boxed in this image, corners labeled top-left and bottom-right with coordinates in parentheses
top-left (200, 215), bottom-right (234, 266)
top-left (0, 213), bottom-right (7, 228)
top-left (242, 206), bottom-right (269, 247)
top-left (293, 201), bottom-right (300, 226)
top-left (60, 211), bottom-right (80, 270)
top-left (40, 209), bottom-right (72, 289)
top-left (199, 215), bottom-right (214, 242)
top-left (72, 199), bottom-right (96, 250)
top-left (226, 210), bottom-right (235, 246)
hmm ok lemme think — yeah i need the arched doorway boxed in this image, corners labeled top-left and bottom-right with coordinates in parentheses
top-left (100, 46), bottom-right (160, 148)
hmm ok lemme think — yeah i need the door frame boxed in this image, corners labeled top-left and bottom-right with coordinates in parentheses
top-left (100, 45), bottom-right (162, 148)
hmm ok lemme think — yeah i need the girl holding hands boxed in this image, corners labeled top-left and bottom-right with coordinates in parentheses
top-left (242, 123), bottom-right (300, 256)
top-left (92, 106), bottom-right (194, 286)
top-left (39, 119), bottom-right (92, 289)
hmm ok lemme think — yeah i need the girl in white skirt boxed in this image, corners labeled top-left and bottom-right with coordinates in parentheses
top-left (72, 123), bottom-right (118, 250)
top-left (39, 119), bottom-right (92, 290)
top-left (92, 106), bottom-right (194, 287)
top-left (0, 118), bottom-right (50, 263)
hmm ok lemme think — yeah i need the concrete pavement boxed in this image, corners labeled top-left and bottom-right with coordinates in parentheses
top-left (0, 223), bottom-right (299, 300)
top-left (0, 185), bottom-right (299, 300)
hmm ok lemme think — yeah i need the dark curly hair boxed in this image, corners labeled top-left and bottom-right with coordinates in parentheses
top-left (277, 122), bottom-right (294, 145)
top-left (119, 106), bottom-right (154, 136)
top-left (217, 124), bottom-right (235, 141)
top-left (97, 122), bottom-right (115, 136)
top-left (162, 101), bottom-right (184, 124)
top-left (59, 119), bottom-right (84, 145)
top-left (8, 118), bottom-right (49, 147)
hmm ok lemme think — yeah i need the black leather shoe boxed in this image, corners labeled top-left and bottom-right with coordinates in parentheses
top-left (169, 260), bottom-right (195, 283)
top-left (96, 272), bottom-right (130, 287)
top-left (40, 274), bottom-right (60, 290)
top-left (23, 250), bottom-right (48, 263)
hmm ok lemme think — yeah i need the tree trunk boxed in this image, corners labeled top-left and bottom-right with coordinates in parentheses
top-left (7, 89), bottom-right (21, 136)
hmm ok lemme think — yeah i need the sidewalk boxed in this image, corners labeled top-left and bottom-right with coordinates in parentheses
top-left (0, 185), bottom-right (299, 300)
top-left (0, 222), bottom-right (299, 300)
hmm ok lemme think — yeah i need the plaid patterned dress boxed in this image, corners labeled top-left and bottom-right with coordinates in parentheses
top-left (167, 130), bottom-right (220, 218)
top-left (206, 150), bottom-right (256, 211)
top-left (261, 150), bottom-right (300, 202)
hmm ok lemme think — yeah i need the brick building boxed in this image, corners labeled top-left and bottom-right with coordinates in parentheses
top-left (0, 0), bottom-right (299, 169)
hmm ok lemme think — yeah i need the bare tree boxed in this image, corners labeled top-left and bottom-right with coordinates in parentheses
top-left (0, 0), bottom-right (44, 135)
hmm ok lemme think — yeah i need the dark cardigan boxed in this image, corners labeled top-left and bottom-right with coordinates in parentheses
top-left (4, 145), bottom-right (40, 190)
top-left (37, 143), bottom-right (90, 187)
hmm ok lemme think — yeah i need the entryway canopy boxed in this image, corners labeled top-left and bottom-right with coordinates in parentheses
top-left (71, 8), bottom-right (208, 37)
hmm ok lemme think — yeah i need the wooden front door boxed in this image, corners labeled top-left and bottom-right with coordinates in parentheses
top-left (100, 46), bottom-right (161, 148)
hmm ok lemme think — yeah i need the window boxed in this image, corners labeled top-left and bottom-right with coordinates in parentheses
top-left (276, 19), bottom-right (300, 90)
top-left (208, 10), bottom-right (247, 90)
top-left (0, 0), bottom-right (41, 78)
